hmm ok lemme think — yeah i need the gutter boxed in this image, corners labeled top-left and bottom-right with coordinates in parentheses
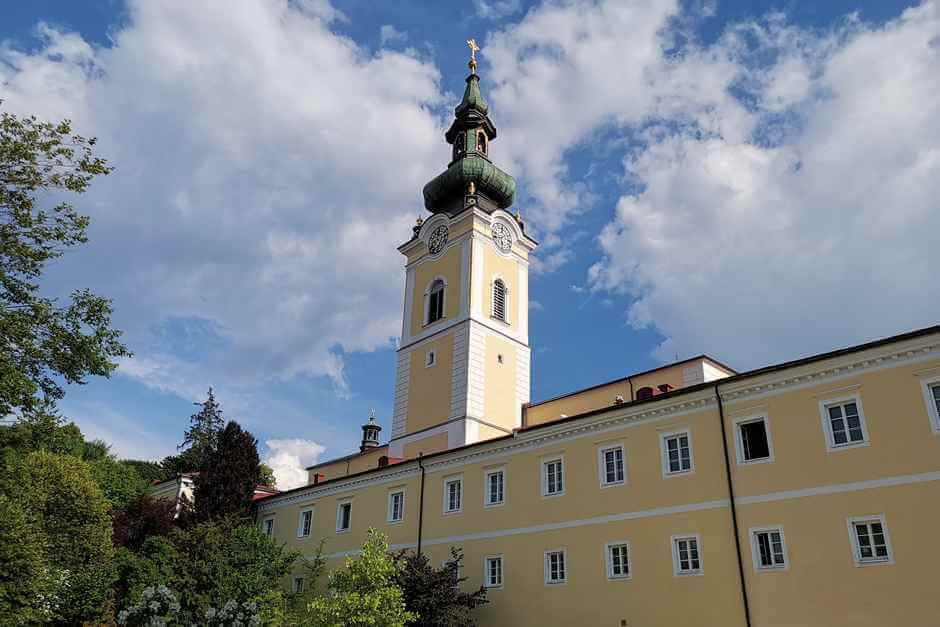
top-left (715, 383), bottom-right (752, 627)
top-left (417, 454), bottom-right (426, 557)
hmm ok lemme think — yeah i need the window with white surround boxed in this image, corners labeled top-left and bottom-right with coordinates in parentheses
top-left (484, 555), bottom-right (503, 588)
top-left (443, 476), bottom-right (462, 514)
top-left (750, 527), bottom-right (788, 571)
top-left (292, 576), bottom-right (305, 594)
top-left (544, 549), bottom-right (567, 584)
top-left (661, 430), bottom-right (693, 476)
top-left (388, 490), bottom-right (404, 523)
top-left (442, 558), bottom-right (461, 589)
top-left (425, 350), bottom-right (436, 367)
top-left (734, 416), bottom-right (773, 464)
top-left (492, 279), bottom-right (507, 322)
top-left (920, 376), bottom-right (940, 433)
top-left (605, 541), bottom-right (631, 580)
top-left (848, 515), bottom-right (893, 566)
top-left (541, 455), bottom-right (565, 497)
top-left (336, 501), bottom-right (352, 533)
top-left (598, 443), bottom-right (626, 486)
top-left (426, 279), bottom-right (445, 325)
top-left (262, 517), bottom-right (274, 537)
top-left (297, 509), bottom-right (313, 538)
top-left (820, 395), bottom-right (869, 450)
top-left (484, 468), bottom-right (505, 507)
top-left (672, 535), bottom-right (703, 576)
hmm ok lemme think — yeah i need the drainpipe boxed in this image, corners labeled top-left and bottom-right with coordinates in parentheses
top-left (715, 383), bottom-right (752, 627)
top-left (628, 377), bottom-right (635, 402)
top-left (417, 454), bottom-right (426, 557)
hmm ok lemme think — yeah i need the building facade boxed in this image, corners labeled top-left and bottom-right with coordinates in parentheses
top-left (256, 62), bottom-right (940, 626)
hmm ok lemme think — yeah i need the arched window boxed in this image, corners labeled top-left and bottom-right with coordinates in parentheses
top-left (492, 278), bottom-right (507, 322)
top-left (427, 279), bottom-right (445, 324)
top-left (477, 131), bottom-right (487, 155)
top-left (636, 386), bottom-right (654, 400)
top-left (454, 133), bottom-right (465, 160)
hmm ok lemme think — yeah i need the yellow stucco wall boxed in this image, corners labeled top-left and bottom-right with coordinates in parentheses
top-left (307, 446), bottom-right (387, 483)
top-left (482, 335), bottom-right (518, 431)
top-left (409, 244), bottom-right (463, 338)
top-left (402, 432), bottom-right (450, 459)
top-left (405, 334), bottom-right (455, 434)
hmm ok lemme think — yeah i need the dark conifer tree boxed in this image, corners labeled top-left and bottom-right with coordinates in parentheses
top-left (193, 421), bottom-right (261, 521)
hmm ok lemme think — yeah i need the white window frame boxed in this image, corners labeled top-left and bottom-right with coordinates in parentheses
top-left (425, 350), bottom-right (436, 368)
top-left (484, 554), bottom-right (504, 589)
top-left (441, 558), bottom-right (461, 589)
top-left (292, 576), bottom-right (305, 594)
top-left (604, 541), bottom-right (632, 581)
top-left (387, 489), bottom-right (405, 524)
top-left (733, 415), bottom-right (775, 465)
top-left (541, 454), bottom-right (565, 498)
top-left (543, 548), bottom-right (568, 585)
top-left (919, 374), bottom-right (940, 434)
top-left (819, 393), bottom-right (870, 452)
top-left (660, 429), bottom-right (694, 478)
top-left (671, 534), bottom-right (703, 576)
top-left (847, 514), bottom-right (894, 567)
top-left (597, 442), bottom-right (627, 487)
top-left (423, 276), bottom-right (447, 326)
top-left (297, 508), bottom-right (313, 538)
top-left (749, 526), bottom-right (789, 572)
top-left (491, 277), bottom-right (509, 324)
top-left (335, 500), bottom-right (352, 533)
top-left (483, 467), bottom-right (506, 508)
top-left (443, 475), bottom-right (463, 515)
top-left (262, 516), bottom-right (275, 537)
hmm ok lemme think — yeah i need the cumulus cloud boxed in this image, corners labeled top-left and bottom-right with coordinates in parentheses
top-left (265, 438), bottom-right (326, 490)
top-left (379, 24), bottom-right (407, 47)
top-left (473, 0), bottom-right (522, 20)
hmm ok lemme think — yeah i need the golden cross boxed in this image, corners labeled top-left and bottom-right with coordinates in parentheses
top-left (467, 38), bottom-right (480, 71)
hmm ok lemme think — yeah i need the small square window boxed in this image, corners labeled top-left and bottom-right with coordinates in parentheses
top-left (848, 515), bottom-right (893, 566)
top-left (484, 555), bottom-right (503, 588)
top-left (388, 490), bottom-right (404, 523)
top-left (672, 535), bottom-right (703, 576)
top-left (336, 501), bottom-right (352, 533)
top-left (605, 542), bottom-right (631, 580)
top-left (297, 509), bottom-right (313, 538)
top-left (292, 576), bottom-right (305, 594)
top-left (484, 469), bottom-right (505, 507)
top-left (598, 444), bottom-right (626, 486)
top-left (750, 527), bottom-right (788, 571)
top-left (661, 431), bottom-right (693, 476)
top-left (820, 396), bottom-right (869, 451)
top-left (544, 549), bottom-right (567, 585)
top-left (425, 350), bottom-right (436, 367)
top-left (734, 416), bottom-right (773, 464)
top-left (262, 517), bottom-right (274, 537)
top-left (443, 476), bottom-right (462, 514)
top-left (542, 456), bottom-right (565, 497)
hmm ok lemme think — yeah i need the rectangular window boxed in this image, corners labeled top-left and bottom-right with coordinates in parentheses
top-left (442, 559), bottom-right (461, 589)
top-left (606, 542), bottom-right (631, 580)
top-left (662, 431), bottom-right (693, 476)
top-left (598, 444), bottom-right (626, 486)
top-left (484, 469), bottom-right (505, 506)
top-left (444, 477), bottom-right (462, 514)
top-left (821, 396), bottom-right (869, 450)
top-left (262, 517), bottom-right (274, 537)
top-left (672, 535), bottom-right (702, 575)
top-left (735, 417), bottom-right (772, 463)
top-left (542, 457), bottom-right (565, 496)
top-left (297, 509), bottom-right (313, 538)
top-left (388, 490), bottom-right (404, 523)
top-left (921, 378), bottom-right (940, 433)
top-left (932, 383), bottom-right (940, 422)
top-left (425, 350), bottom-right (436, 367)
top-left (848, 515), bottom-right (893, 566)
top-left (336, 501), bottom-right (352, 533)
top-left (484, 555), bottom-right (503, 588)
top-left (751, 528), bottom-right (787, 571)
top-left (292, 576), bottom-right (305, 594)
top-left (428, 289), bottom-right (444, 324)
top-left (544, 549), bottom-right (567, 584)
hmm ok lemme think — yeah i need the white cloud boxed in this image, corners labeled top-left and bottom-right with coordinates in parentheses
top-left (265, 438), bottom-right (326, 490)
top-left (473, 0), bottom-right (522, 20)
top-left (379, 24), bottom-right (407, 47)
top-left (0, 1), bottom-right (447, 428)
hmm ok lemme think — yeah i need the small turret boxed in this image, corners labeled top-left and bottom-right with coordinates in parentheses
top-left (360, 409), bottom-right (382, 452)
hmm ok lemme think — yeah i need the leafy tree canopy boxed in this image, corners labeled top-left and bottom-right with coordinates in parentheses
top-left (395, 547), bottom-right (488, 627)
top-left (194, 420), bottom-right (261, 521)
top-left (0, 494), bottom-right (49, 624)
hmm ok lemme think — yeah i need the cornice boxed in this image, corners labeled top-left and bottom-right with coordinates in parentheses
top-left (256, 463), bottom-right (422, 512)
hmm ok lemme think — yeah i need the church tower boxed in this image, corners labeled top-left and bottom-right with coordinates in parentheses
top-left (388, 43), bottom-right (537, 459)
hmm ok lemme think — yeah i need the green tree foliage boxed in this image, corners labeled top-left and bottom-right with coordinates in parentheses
top-left (112, 494), bottom-right (178, 551)
top-left (0, 494), bottom-right (50, 624)
top-left (89, 454), bottom-right (148, 509)
top-left (194, 421), bottom-right (261, 521)
top-left (303, 529), bottom-right (416, 627)
top-left (0, 450), bottom-right (114, 624)
top-left (181, 387), bottom-right (224, 466)
top-left (0, 402), bottom-right (86, 459)
top-left (0, 107), bottom-right (130, 417)
top-left (395, 548), bottom-right (487, 627)
top-left (123, 458), bottom-right (169, 484)
top-left (259, 462), bottom-right (277, 488)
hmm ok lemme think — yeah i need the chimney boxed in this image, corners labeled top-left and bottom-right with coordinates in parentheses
top-left (311, 473), bottom-right (326, 485)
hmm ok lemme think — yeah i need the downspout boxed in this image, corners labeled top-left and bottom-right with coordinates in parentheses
top-left (715, 383), bottom-right (752, 627)
top-left (628, 377), bottom-right (635, 402)
top-left (416, 454), bottom-right (426, 557)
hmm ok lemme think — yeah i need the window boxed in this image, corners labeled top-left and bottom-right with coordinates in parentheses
top-left (442, 558), bottom-right (461, 589)
top-left (544, 549), bottom-right (567, 584)
top-left (443, 476), bottom-right (462, 514)
top-left (541, 456), bottom-right (565, 497)
top-left (820, 396), bottom-right (869, 450)
top-left (484, 468), bottom-right (505, 507)
top-left (477, 131), bottom-right (487, 154)
top-left (848, 515), bottom-right (893, 566)
top-left (920, 377), bottom-right (940, 433)
top-left (734, 416), bottom-right (773, 464)
top-left (636, 386), bottom-right (654, 400)
top-left (388, 490), bottom-right (404, 523)
top-left (425, 350), bottom-right (436, 367)
top-left (492, 279), bottom-right (507, 322)
top-left (605, 542), bottom-right (631, 580)
top-left (426, 279), bottom-right (445, 324)
top-left (750, 527), bottom-right (788, 571)
top-left (292, 576), bottom-right (305, 594)
top-left (262, 517), bottom-right (274, 537)
top-left (454, 132), bottom-right (465, 159)
top-left (297, 509), bottom-right (313, 538)
top-left (598, 444), bottom-right (626, 486)
top-left (672, 535), bottom-right (703, 576)
top-left (336, 501), bottom-right (352, 533)
top-left (661, 431), bottom-right (693, 476)
top-left (484, 555), bottom-right (503, 588)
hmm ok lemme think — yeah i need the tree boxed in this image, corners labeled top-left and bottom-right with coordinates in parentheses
top-left (122, 458), bottom-right (169, 484)
top-left (180, 387), bottom-right (224, 467)
top-left (89, 455), bottom-right (147, 509)
top-left (0, 107), bottom-right (130, 418)
top-left (303, 529), bottom-right (416, 627)
top-left (0, 402), bottom-right (86, 459)
top-left (0, 494), bottom-right (50, 624)
top-left (112, 494), bottom-right (178, 551)
top-left (259, 462), bottom-right (277, 488)
top-left (194, 421), bottom-right (261, 521)
top-left (395, 547), bottom-right (488, 627)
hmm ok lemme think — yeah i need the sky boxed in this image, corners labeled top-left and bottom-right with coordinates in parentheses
top-left (1, 0), bottom-right (937, 489)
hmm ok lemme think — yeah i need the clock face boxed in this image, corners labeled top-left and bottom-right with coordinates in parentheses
top-left (491, 222), bottom-right (513, 253)
top-left (428, 224), bottom-right (449, 254)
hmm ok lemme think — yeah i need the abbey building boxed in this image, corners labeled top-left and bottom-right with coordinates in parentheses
top-left (255, 59), bottom-right (940, 626)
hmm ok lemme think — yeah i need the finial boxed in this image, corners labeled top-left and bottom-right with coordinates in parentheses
top-left (416, 216), bottom-right (424, 226)
top-left (468, 180), bottom-right (476, 194)
top-left (368, 408), bottom-right (377, 424)
top-left (514, 210), bottom-right (523, 224)
top-left (467, 38), bottom-right (480, 73)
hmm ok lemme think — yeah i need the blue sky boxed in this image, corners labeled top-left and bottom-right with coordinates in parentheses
top-left (1, 0), bottom-right (937, 487)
